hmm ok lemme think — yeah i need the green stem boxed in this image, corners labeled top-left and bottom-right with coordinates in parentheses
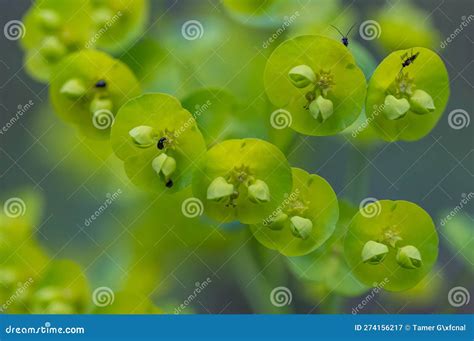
top-left (230, 235), bottom-right (292, 314)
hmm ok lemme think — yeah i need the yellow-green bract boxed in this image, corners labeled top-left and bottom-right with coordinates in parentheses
top-left (49, 49), bottom-right (140, 139)
top-left (250, 167), bottom-right (339, 256)
top-left (344, 200), bottom-right (438, 291)
top-left (264, 35), bottom-right (367, 136)
top-left (111, 93), bottom-right (206, 193)
top-left (192, 138), bottom-right (292, 224)
top-left (365, 47), bottom-right (449, 141)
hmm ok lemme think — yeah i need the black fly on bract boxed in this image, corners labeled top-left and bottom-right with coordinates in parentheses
top-left (95, 79), bottom-right (107, 88)
top-left (330, 24), bottom-right (356, 47)
top-left (157, 137), bottom-right (167, 150)
top-left (401, 49), bottom-right (420, 68)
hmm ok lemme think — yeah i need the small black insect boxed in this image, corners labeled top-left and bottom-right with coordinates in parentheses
top-left (401, 49), bottom-right (420, 68)
top-left (165, 179), bottom-right (173, 188)
top-left (95, 79), bottom-right (107, 88)
top-left (331, 24), bottom-right (356, 47)
top-left (157, 137), bottom-right (167, 150)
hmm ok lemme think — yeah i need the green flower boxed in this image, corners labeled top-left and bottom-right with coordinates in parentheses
top-left (361, 240), bottom-right (389, 265)
top-left (396, 245), bottom-right (422, 269)
top-left (207, 177), bottom-right (235, 202)
top-left (290, 216), bottom-right (313, 240)
top-left (248, 179), bottom-right (271, 203)
top-left (383, 95), bottom-right (410, 120)
top-left (288, 64), bottom-right (316, 88)
top-left (409, 89), bottom-right (435, 115)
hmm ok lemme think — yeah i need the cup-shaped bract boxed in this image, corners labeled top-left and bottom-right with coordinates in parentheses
top-left (287, 200), bottom-right (368, 296)
top-left (344, 200), bottom-right (438, 291)
top-left (365, 47), bottom-right (449, 141)
top-left (250, 167), bottom-right (338, 256)
top-left (192, 138), bottom-right (292, 224)
top-left (89, 0), bottom-right (148, 52)
top-left (21, 0), bottom-right (94, 82)
top-left (111, 93), bottom-right (206, 193)
top-left (49, 50), bottom-right (140, 139)
top-left (264, 35), bottom-right (367, 136)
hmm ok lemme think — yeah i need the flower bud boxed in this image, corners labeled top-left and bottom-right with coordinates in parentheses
top-left (40, 36), bottom-right (66, 60)
top-left (396, 245), bottom-right (422, 269)
top-left (288, 65), bottom-right (316, 88)
top-left (361, 240), bottom-right (389, 265)
top-left (90, 97), bottom-right (113, 114)
top-left (383, 95), bottom-right (410, 120)
top-left (308, 99), bottom-right (320, 119)
top-left (266, 212), bottom-right (288, 230)
top-left (316, 96), bottom-right (333, 121)
top-left (36, 10), bottom-right (61, 30)
top-left (161, 156), bottom-right (176, 178)
top-left (152, 153), bottom-right (167, 173)
top-left (409, 89), bottom-right (435, 115)
top-left (207, 177), bottom-right (235, 201)
top-left (129, 126), bottom-right (156, 147)
top-left (60, 79), bottom-right (86, 99)
top-left (248, 179), bottom-right (270, 204)
top-left (290, 216), bottom-right (313, 240)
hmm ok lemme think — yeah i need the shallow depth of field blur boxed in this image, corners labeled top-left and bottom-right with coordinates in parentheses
top-left (0, 0), bottom-right (473, 314)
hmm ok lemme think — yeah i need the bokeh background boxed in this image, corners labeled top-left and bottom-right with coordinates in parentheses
top-left (0, 0), bottom-right (472, 314)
